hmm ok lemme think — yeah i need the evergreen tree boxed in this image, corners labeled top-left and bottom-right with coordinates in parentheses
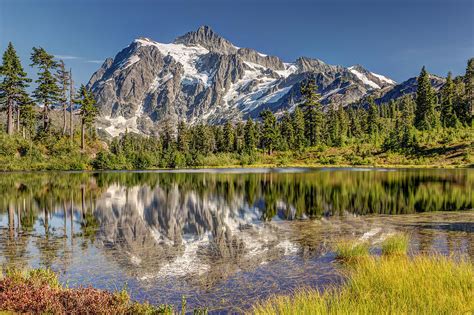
top-left (259, 110), bottom-right (278, 154)
top-left (300, 78), bottom-right (323, 146)
top-left (244, 118), bottom-right (257, 153)
top-left (0, 42), bottom-right (31, 135)
top-left (292, 106), bottom-right (305, 151)
top-left (75, 85), bottom-right (98, 150)
top-left (279, 111), bottom-right (294, 150)
top-left (414, 66), bottom-right (437, 130)
top-left (440, 72), bottom-right (458, 127)
top-left (160, 119), bottom-right (175, 151)
top-left (462, 58), bottom-right (473, 125)
top-left (366, 97), bottom-right (379, 136)
top-left (348, 107), bottom-right (364, 138)
top-left (222, 121), bottom-right (235, 152)
top-left (325, 104), bottom-right (339, 146)
top-left (177, 121), bottom-right (190, 152)
top-left (56, 60), bottom-right (70, 135)
top-left (337, 105), bottom-right (349, 145)
top-left (30, 47), bottom-right (60, 131)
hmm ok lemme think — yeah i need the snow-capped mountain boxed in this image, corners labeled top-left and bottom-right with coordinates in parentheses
top-left (87, 26), bottom-right (397, 137)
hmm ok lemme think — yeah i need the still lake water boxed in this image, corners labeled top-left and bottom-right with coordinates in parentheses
top-left (0, 168), bottom-right (473, 312)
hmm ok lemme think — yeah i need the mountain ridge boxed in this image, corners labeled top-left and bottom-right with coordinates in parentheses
top-left (87, 26), bottom-right (418, 137)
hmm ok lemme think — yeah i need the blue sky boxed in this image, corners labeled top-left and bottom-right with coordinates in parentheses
top-left (1, 0), bottom-right (473, 86)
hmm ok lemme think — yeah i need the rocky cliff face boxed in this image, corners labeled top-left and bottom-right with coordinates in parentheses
top-left (88, 25), bottom-right (398, 137)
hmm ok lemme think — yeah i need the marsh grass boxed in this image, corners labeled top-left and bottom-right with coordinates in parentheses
top-left (381, 233), bottom-right (409, 256)
top-left (334, 240), bottom-right (370, 262)
top-left (252, 255), bottom-right (474, 314)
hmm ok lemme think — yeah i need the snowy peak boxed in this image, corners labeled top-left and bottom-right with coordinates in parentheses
top-left (174, 25), bottom-right (238, 54)
top-left (348, 65), bottom-right (396, 90)
top-left (88, 27), bottom-right (399, 137)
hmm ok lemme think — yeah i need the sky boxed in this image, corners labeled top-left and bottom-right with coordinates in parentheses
top-left (1, 0), bottom-right (473, 87)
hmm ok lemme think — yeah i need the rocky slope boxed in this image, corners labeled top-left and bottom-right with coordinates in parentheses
top-left (88, 26), bottom-right (398, 136)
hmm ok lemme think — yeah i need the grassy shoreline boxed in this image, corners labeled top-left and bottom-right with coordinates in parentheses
top-left (1, 235), bottom-right (473, 314)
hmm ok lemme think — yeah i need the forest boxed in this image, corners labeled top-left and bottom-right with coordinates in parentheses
top-left (0, 42), bottom-right (473, 170)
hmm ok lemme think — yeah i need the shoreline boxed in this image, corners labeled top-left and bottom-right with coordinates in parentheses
top-left (1, 163), bottom-right (472, 173)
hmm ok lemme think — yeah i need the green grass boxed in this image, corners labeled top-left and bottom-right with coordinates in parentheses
top-left (381, 233), bottom-right (409, 256)
top-left (251, 255), bottom-right (474, 314)
top-left (334, 240), bottom-right (370, 262)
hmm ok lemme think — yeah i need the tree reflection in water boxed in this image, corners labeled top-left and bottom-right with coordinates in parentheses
top-left (0, 169), bottom-right (472, 310)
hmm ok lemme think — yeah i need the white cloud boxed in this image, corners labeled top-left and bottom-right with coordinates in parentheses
top-left (86, 59), bottom-right (104, 64)
top-left (54, 54), bottom-right (81, 60)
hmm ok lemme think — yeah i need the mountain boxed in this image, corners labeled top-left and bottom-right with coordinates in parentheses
top-left (87, 25), bottom-right (398, 137)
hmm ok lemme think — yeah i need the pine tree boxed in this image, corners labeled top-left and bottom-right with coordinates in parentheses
top-left (325, 104), bottom-right (339, 146)
top-left (440, 72), bottom-right (458, 127)
top-left (259, 110), bottom-right (278, 154)
top-left (0, 42), bottom-right (31, 135)
top-left (462, 58), bottom-right (473, 125)
top-left (30, 47), bottom-right (60, 132)
top-left (160, 119), bottom-right (175, 151)
top-left (244, 118), bottom-right (257, 153)
top-left (279, 111), bottom-right (294, 150)
top-left (75, 85), bottom-right (98, 150)
top-left (348, 107), bottom-right (364, 138)
top-left (292, 106), bottom-right (305, 151)
top-left (414, 66), bottom-right (437, 130)
top-left (337, 105), bottom-right (349, 145)
top-left (366, 97), bottom-right (379, 136)
top-left (56, 60), bottom-right (70, 135)
top-left (223, 121), bottom-right (235, 152)
top-left (300, 77), bottom-right (323, 146)
top-left (177, 121), bottom-right (190, 152)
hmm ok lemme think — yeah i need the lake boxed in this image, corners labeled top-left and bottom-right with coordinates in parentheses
top-left (0, 168), bottom-right (473, 313)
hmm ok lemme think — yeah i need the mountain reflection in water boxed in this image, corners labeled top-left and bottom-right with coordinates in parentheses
top-left (0, 168), bottom-right (473, 311)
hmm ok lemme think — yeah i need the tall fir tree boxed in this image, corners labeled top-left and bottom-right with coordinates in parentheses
top-left (30, 47), bottom-right (60, 132)
top-left (222, 121), bottom-right (235, 152)
top-left (244, 118), bottom-right (257, 153)
top-left (75, 85), bottom-right (98, 150)
top-left (292, 106), bottom-right (305, 151)
top-left (0, 42), bottom-right (31, 135)
top-left (279, 111), bottom-right (295, 150)
top-left (177, 121), bottom-right (190, 152)
top-left (56, 60), bottom-right (70, 135)
top-left (414, 66), bottom-right (437, 130)
top-left (440, 72), bottom-right (458, 127)
top-left (300, 77), bottom-right (323, 146)
top-left (259, 109), bottom-right (278, 154)
top-left (366, 97), bottom-right (379, 136)
top-left (462, 58), bottom-right (473, 125)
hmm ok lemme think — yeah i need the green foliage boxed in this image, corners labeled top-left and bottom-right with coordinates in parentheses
top-left (415, 66), bottom-right (438, 130)
top-left (0, 42), bottom-right (31, 135)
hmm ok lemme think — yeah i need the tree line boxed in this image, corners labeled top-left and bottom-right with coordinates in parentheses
top-left (95, 59), bottom-right (473, 169)
top-left (1, 41), bottom-right (472, 170)
top-left (0, 43), bottom-right (97, 149)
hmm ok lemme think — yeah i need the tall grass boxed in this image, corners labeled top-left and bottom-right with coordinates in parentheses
top-left (381, 233), bottom-right (409, 256)
top-left (334, 240), bottom-right (370, 262)
top-left (252, 255), bottom-right (474, 314)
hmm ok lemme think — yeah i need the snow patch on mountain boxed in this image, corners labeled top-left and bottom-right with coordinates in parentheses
top-left (136, 38), bottom-right (211, 86)
top-left (348, 66), bottom-right (380, 89)
top-left (371, 72), bottom-right (396, 85)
